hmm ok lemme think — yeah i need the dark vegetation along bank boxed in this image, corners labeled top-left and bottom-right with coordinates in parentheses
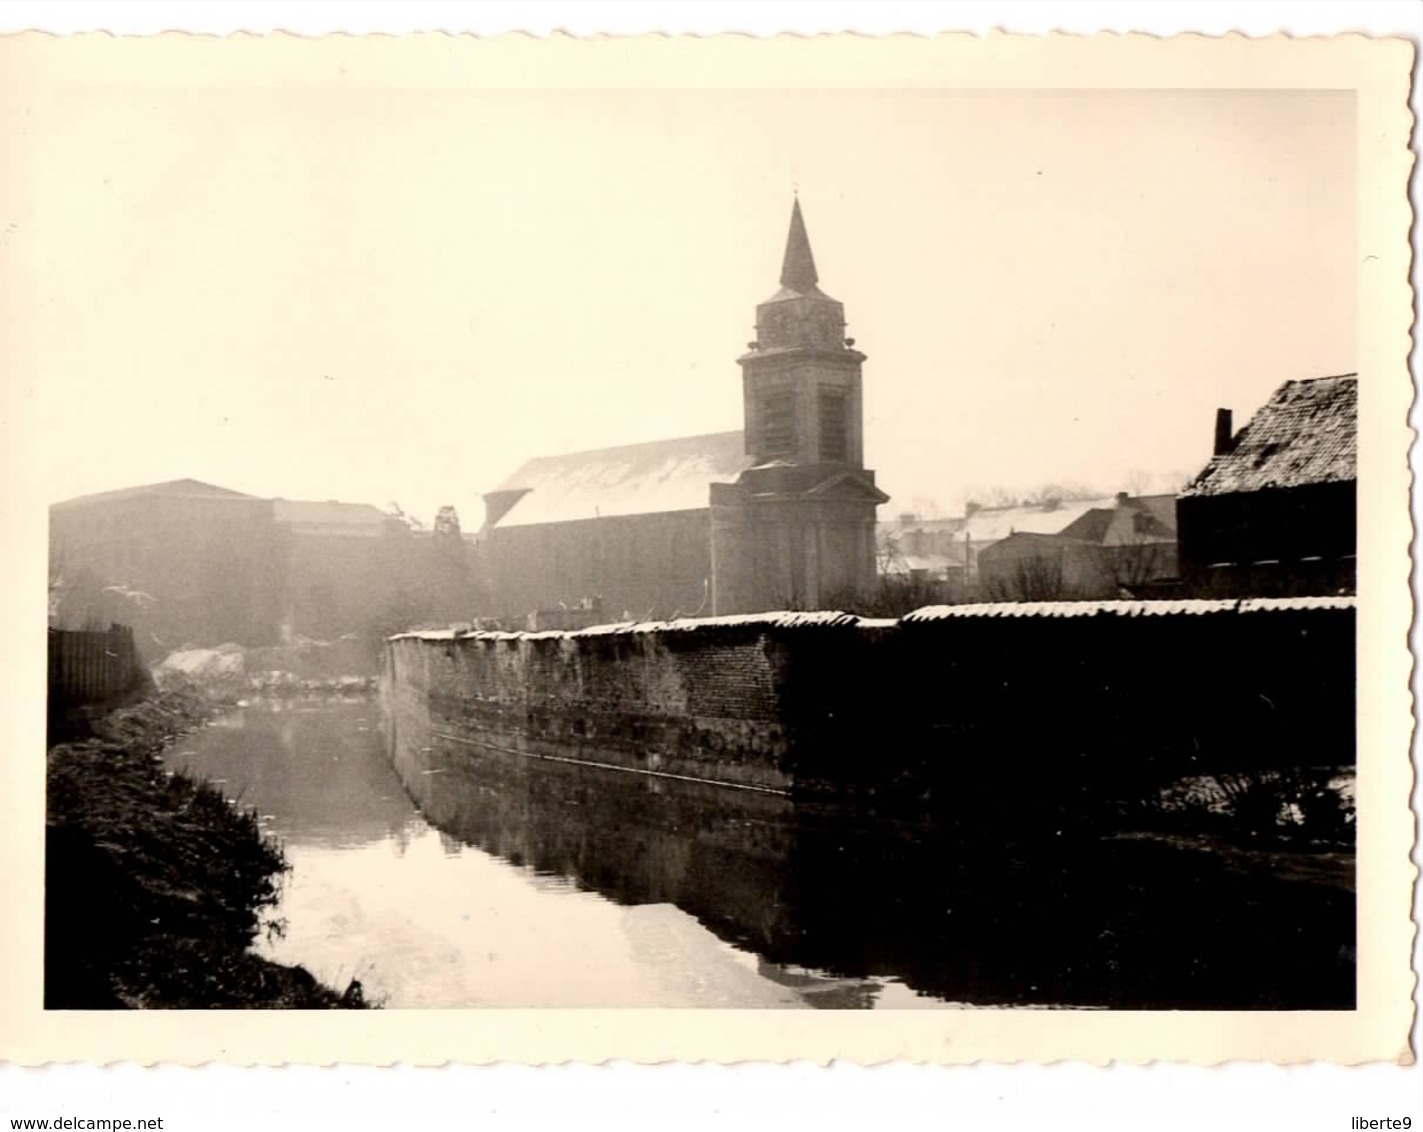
top-left (45, 680), bottom-right (366, 1009)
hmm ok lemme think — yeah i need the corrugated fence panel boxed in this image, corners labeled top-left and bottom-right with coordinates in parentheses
top-left (47, 624), bottom-right (143, 714)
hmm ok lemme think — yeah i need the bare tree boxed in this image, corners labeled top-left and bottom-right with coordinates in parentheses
top-left (1123, 468), bottom-right (1154, 497)
top-left (983, 549), bottom-right (1070, 602)
top-left (822, 575), bottom-right (946, 619)
top-left (1122, 468), bottom-right (1193, 497)
top-left (1020, 481), bottom-right (1103, 506)
top-left (964, 481), bottom-right (1104, 510)
top-left (875, 527), bottom-right (908, 576)
top-left (1089, 534), bottom-right (1169, 596)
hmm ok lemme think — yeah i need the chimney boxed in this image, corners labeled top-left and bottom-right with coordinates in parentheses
top-left (1213, 408), bottom-right (1234, 457)
top-left (1116, 491), bottom-right (1130, 507)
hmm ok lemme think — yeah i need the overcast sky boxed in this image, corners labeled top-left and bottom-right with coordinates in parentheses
top-left (16, 85), bottom-right (1354, 525)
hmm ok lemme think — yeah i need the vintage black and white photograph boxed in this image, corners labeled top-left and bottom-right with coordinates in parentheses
top-left (4, 28), bottom-right (1413, 1067)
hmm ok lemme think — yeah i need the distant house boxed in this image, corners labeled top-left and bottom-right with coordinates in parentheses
top-left (876, 514), bottom-right (970, 589)
top-left (879, 496), bottom-right (1151, 594)
top-left (976, 493), bottom-right (1178, 601)
top-left (1176, 374), bottom-right (1357, 597)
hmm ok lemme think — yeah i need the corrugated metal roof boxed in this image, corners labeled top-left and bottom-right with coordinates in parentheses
top-left (392, 591), bottom-right (1354, 645)
top-left (490, 430), bottom-right (757, 528)
top-left (389, 596), bottom-right (1354, 644)
top-left (1236, 596), bottom-right (1357, 613)
top-left (1181, 375), bottom-right (1357, 498)
top-left (395, 628), bottom-right (461, 640)
top-left (392, 608), bottom-right (864, 643)
top-left (900, 596), bottom-right (1355, 622)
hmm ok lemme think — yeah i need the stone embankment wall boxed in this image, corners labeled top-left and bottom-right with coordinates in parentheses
top-left (384, 598), bottom-right (1355, 804)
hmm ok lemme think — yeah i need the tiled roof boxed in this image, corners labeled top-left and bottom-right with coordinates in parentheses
top-left (1057, 508), bottom-right (1114, 544)
top-left (1131, 493), bottom-right (1179, 532)
top-left (1057, 498), bottom-right (1177, 547)
top-left (489, 430), bottom-right (757, 528)
top-left (1181, 375), bottom-right (1357, 498)
top-left (52, 478), bottom-right (260, 509)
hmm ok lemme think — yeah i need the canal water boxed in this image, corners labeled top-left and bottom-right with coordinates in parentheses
top-left (167, 699), bottom-right (945, 1008)
top-left (167, 698), bottom-right (1355, 1010)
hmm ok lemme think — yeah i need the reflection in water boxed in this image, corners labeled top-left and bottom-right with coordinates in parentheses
top-left (169, 700), bottom-right (1354, 1010)
top-left (168, 701), bottom-right (877, 1007)
top-left (391, 702), bottom-right (1353, 1010)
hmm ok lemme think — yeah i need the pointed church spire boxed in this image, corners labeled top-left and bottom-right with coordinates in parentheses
top-left (779, 197), bottom-right (820, 294)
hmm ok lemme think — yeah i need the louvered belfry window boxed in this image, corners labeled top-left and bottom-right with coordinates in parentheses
top-left (818, 388), bottom-right (848, 462)
top-left (761, 392), bottom-right (796, 458)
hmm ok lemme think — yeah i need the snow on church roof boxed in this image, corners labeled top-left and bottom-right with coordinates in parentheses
top-left (488, 430), bottom-right (758, 528)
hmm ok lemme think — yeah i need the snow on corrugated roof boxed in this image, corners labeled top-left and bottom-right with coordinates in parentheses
top-left (1236, 596), bottom-right (1357, 613)
top-left (1181, 375), bottom-right (1357, 498)
top-left (900, 596), bottom-right (1355, 622)
top-left (490, 430), bottom-right (757, 528)
top-left (395, 627), bottom-right (461, 640)
top-left (389, 596), bottom-right (1353, 643)
top-left (391, 608), bottom-right (863, 643)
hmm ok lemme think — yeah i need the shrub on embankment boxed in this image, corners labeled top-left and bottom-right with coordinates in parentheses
top-left (45, 686), bottom-right (365, 1009)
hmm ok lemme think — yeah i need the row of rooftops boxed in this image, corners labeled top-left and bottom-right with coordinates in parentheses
top-left (52, 375), bottom-right (1358, 538)
top-left (884, 492), bottom-right (1178, 570)
top-left (880, 374), bottom-right (1357, 577)
top-left (487, 374), bottom-right (1359, 535)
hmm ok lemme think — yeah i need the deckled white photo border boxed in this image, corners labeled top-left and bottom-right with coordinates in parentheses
top-left (0, 26), bottom-right (1414, 1067)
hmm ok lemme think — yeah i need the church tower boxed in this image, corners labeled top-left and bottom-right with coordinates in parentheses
top-left (740, 197), bottom-right (867, 467)
top-left (709, 198), bottom-right (889, 615)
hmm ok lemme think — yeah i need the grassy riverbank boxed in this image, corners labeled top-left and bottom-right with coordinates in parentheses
top-left (45, 683), bottom-right (366, 1009)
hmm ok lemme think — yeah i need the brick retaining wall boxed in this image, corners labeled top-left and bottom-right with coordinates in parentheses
top-left (384, 599), bottom-right (1355, 804)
